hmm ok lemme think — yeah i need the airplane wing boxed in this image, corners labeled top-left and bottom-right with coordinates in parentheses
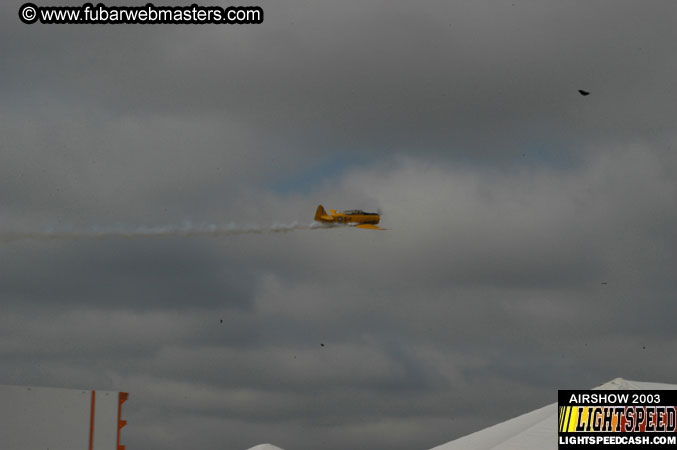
top-left (354, 224), bottom-right (386, 230)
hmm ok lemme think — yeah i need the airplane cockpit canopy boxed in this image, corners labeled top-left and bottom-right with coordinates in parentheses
top-left (342, 209), bottom-right (378, 215)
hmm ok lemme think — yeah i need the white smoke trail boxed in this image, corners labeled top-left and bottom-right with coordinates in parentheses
top-left (0, 221), bottom-right (336, 243)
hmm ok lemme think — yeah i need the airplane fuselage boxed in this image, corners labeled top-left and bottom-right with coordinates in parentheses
top-left (314, 205), bottom-right (383, 230)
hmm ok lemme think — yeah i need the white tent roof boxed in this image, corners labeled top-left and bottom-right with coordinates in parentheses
top-left (245, 444), bottom-right (286, 450)
top-left (429, 378), bottom-right (677, 450)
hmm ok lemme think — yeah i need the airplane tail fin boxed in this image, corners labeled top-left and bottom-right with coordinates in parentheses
top-left (315, 205), bottom-right (327, 221)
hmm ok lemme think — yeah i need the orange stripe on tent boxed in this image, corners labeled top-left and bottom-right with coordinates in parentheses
top-left (89, 390), bottom-right (96, 450)
top-left (117, 392), bottom-right (128, 450)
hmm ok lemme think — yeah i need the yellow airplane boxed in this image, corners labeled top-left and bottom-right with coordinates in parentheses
top-left (314, 205), bottom-right (385, 230)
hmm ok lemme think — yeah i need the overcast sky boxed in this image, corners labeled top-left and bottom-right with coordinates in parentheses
top-left (2, 1), bottom-right (677, 449)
